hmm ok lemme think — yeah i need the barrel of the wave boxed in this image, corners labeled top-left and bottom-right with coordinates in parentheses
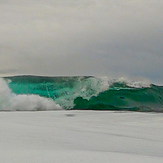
top-left (73, 84), bottom-right (163, 112)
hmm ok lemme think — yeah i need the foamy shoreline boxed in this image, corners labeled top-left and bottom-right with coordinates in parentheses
top-left (0, 110), bottom-right (163, 163)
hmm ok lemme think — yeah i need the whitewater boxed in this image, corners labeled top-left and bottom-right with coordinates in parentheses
top-left (0, 76), bottom-right (163, 112)
top-left (0, 77), bottom-right (61, 111)
top-left (1, 111), bottom-right (163, 163)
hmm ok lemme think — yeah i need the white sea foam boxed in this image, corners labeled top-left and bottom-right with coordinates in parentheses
top-left (0, 78), bottom-right (62, 111)
top-left (97, 76), bottom-right (151, 89)
top-left (99, 76), bottom-right (110, 91)
top-left (116, 77), bottom-right (151, 88)
top-left (1, 111), bottom-right (163, 163)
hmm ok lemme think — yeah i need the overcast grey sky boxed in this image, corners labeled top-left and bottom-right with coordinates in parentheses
top-left (0, 0), bottom-right (163, 84)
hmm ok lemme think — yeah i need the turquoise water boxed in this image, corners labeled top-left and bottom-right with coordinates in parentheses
top-left (3, 76), bottom-right (163, 112)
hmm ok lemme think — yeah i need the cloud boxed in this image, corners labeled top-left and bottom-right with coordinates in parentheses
top-left (0, 0), bottom-right (163, 84)
top-left (0, 68), bottom-right (17, 74)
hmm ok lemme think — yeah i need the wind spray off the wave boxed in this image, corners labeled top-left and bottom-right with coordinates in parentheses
top-left (0, 76), bottom-right (163, 112)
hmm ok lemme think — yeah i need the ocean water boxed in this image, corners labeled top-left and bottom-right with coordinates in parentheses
top-left (0, 76), bottom-right (163, 112)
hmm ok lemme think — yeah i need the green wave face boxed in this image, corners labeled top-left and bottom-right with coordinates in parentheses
top-left (74, 85), bottom-right (163, 111)
top-left (4, 76), bottom-right (163, 112)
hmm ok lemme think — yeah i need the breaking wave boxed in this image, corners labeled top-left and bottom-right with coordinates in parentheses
top-left (1, 76), bottom-right (163, 112)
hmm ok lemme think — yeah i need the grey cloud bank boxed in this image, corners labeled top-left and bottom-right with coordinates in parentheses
top-left (0, 0), bottom-right (163, 84)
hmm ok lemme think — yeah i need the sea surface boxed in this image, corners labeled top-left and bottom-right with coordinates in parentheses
top-left (0, 76), bottom-right (163, 112)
